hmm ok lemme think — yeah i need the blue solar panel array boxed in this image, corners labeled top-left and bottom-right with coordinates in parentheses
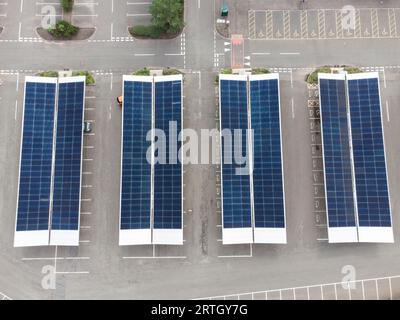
top-left (16, 81), bottom-right (56, 231)
top-left (120, 80), bottom-right (152, 230)
top-left (51, 81), bottom-right (85, 231)
top-left (220, 79), bottom-right (252, 229)
top-left (250, 78), bottom-right (285, 228)
top-left (154, 80), bottom-right (182, 229)
top-left (348, 77), bottom-right (391, 227)
top-left (319, 78), bottom-right (356, 228)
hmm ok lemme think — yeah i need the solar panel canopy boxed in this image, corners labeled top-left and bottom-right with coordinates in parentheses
top-left (14, 77), bottom-right (57, 247)
top-left (119, 75), bottom-right (183, 246)
top-left (14, 76), bottom-right (85, 247)
top-left (219, 75), bottom-right (253, 244)
top-left (347, 73), bottom-right (392, 243)
top-left (219, 74), bottom-right (286, 244)
top-left (50, 77), bottom-right (85, 246)
top-left (319, 74), bottom-right (358, 243)
top-left (318, 72), bottom-right (393, 243)
top-left (249, 74), bottom-right (286, 244)
top-left (153, 76), bottom-right (183, 245)
top-left (120, 76), bottom-right (153, 245)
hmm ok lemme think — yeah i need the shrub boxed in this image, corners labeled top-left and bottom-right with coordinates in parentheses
top-left (133, 68), bottom-right (151, 76)
top-left (162, 68), bottom-right (181, 76)
top-left (61, 0), bottom-right (74, 12)
top-left (72, 71), bottom-right (95, 85)
top-left (252, 68), bottom-right (270, 75)
top-left (342, 66), bottom-right (363, 74)
top-left (48, 20), bottom-right (79, 39)
top-left (129, 25), bottom-right (163, 39)
top-left (220, 68), bottom-right (232, 74)
top-left (38, 71), bottom-right (58, 77)
top-left (306, 66), bottom-right (332, 84)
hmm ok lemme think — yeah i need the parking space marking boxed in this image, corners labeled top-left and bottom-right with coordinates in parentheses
top-left (0, 291), bottom-right (11, 300)
top-left (318, 9), bottom-right (325, 38)
top-left (196, 275), bottom-right (400, 300)
top-left (249, 8), bottom-right (400, 40)
top-left (385, 100), bottom-right (390, 122)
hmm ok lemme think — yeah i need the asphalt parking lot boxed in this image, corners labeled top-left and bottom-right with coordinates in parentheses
top-left (1, 0), bottom-right (400, 300)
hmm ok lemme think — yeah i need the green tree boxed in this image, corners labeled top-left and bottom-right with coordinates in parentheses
top-left (149, 0), bottom-right (184, 34)
top-left (48, 20), bottom-right (79, 39)
top-left (61, 0), bottom-right (74, 12)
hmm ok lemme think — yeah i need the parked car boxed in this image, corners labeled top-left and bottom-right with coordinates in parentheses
top-left (117, 96), bottom-right (123, 107)
top-left (83, 121), bottom-right (93, 133)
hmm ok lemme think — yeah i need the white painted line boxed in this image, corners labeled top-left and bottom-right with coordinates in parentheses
top-left (127, 13), bottom-right (151, 16)
top-left (111, 0), bottom-right (113, 13)
top-left (291, 98), bottom-right (295, 119)
top-left (22, 257), bottom-right (90, 261)
top-left (251, 52), bottom-right (271, 55)
top-left (382, 68), bottom-right (387, 88)
top-left (122, 256), bottom-right (186, 259)
top-left (198, 0), bottom-right (200, 9)
top-left (127, 2), bottom-right (151, 5)
top-left (280, 52), bottom-right (300, 55)
top-left (55, 271), bottom-right (90, 274)
top-left (290, 68), bottom-right (293, 88)
top-left (218, 255), bottom-right (252, 258)
top-left (110, 22), bottom-right (113, 40)
top-left (20, 0), bottom-right (23, 12)
top-left (386, 100), bottom-right (390, 122)
top-left (14, 100), bottom-right (18, 121)
top-left (164, 53), bottom-right (184, 56)
top-left (18, 22), bottom-right (21, 40)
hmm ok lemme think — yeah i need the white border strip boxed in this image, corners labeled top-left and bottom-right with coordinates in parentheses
top-left (154, 74), bottom-right (183, 82)
top-left (358, 227), bottom-right (394, 243)
top-left (346, 72), bottom-right (379, 80)
top-left (153, 229), bottom-right (183, 245)
top-left (219, 74), bottom-right (247, 81)
top-left (249, 73), bottom-right (279, 81)
top-left (317, 73), bottom-right (345, 80)
top-left (222, 228), bottom-right (253, 245)
top-left (119, 229), bottom-right (152, 246)
top-left (123, 75), bottom-right (153, 82)
top-left (49, 230), bottom-right (80, 246)
top-left (327, 227), bottom-right (358, 243)
top-left (254, 228), bottom-right (287, 244)
top-left (58, 76), bottom-right (86, 84)
top-left (25, 76), bottom-right (58, 84)
top-left (14, 231), bottom-right (50, 247)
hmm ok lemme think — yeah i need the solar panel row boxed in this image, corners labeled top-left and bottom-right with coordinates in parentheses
top-left (319, 73), bottom-right (393, 243)
top-left (219, 74), bottom-right (286, 245)
top-left (119, 75), bottom-right (183, 246)
top-left (14, 76), bottom-right (85, 247)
